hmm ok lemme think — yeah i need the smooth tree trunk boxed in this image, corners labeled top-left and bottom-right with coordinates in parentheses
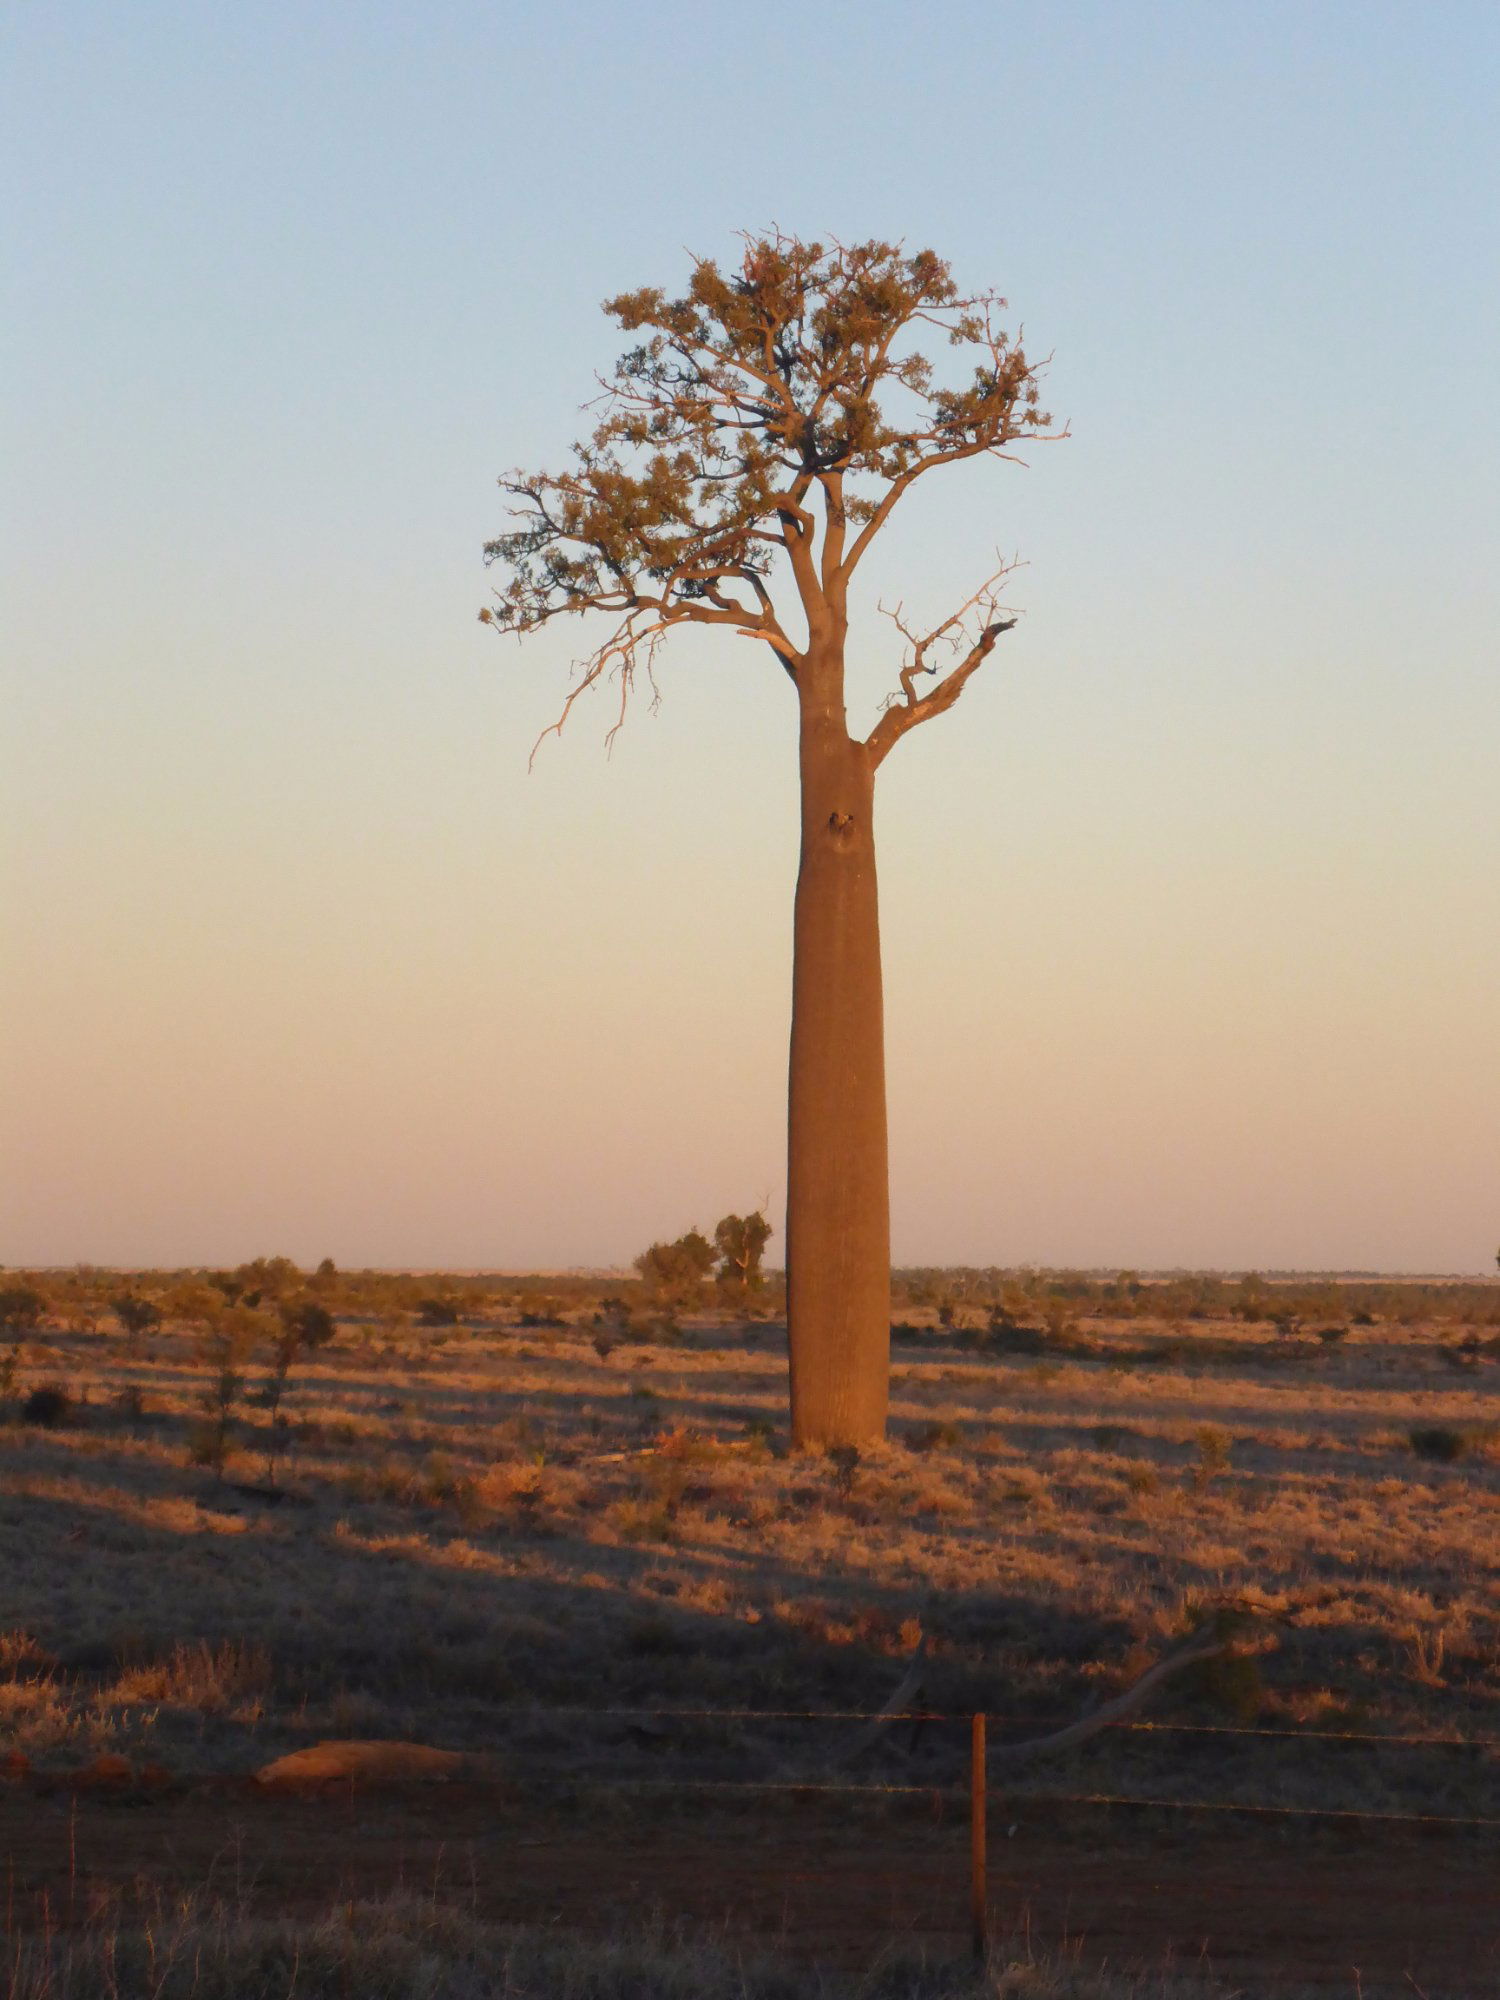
top-left (785, 662), bottom-right (890, 1447)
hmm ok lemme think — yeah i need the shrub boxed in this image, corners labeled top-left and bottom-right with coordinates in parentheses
top-left (257, 1300), bottom-right (338, 1487)
top-left (826, 1442), bottom-right (860, 1498)
top-left (418, 1451), bottom-right (481, 1516)
top-left (592, 1296), bottom-right (642, 1350)
top-left (516, 1292), bottom-right (565, 1327)
top-left (1409, 1425), bottom-right (1468, 1463)
top-left (112, 1293), bottom-right (163, 1341)
top-left (906, 1419), bottom-right (961, 1453)
top-left (984, 1312), bottom-right (1049, 1355)
top-left (1193, 1425), bottom-right (1232, 1484)
top-left (280, 1299), bottom-right (336, 1348)
top-left (634, 1230), bottom-right (716, 1312)
top-left (308, 1255), bottom-right (340, 1294)
top-left (192, 1307), bottom-right (266, 1476)
top-left (1041, 1297), bottom-right (1080, 1341)
top-left (113, 1384), bottom-right (149, 1425)
top-left (162, 1281), bottom-right (226, 1329)
top-left (0, 1285), bottom-right (45, 1337)
top-left (21, 1383), bottom-right (72, 1427)
top-left (230, 1256), bottom-right (301, 1306)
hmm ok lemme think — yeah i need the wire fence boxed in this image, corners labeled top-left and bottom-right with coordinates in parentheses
top-left (485, 1703), bottom-right (1500, 1748)
top-left (494, 1770), bottom-right (1500, 1833)
top-left (8, 1700), bottom-right (1497, 1976)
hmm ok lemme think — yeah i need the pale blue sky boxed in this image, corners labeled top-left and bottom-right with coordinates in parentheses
top-left (4, 1), bottom-right (1497, 1271)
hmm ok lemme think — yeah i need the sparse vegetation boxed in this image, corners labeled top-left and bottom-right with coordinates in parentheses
top-left (0, 1265), bottom-right (1493, 1824)
top-left (0, 1262), bottom-right (1496, 1988)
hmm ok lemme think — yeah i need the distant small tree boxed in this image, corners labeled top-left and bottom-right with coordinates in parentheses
top-left (163, 1281), bottom-right (226, 1330)
top-left (635, 1230), bottom-right (717, 1314)
top-left (280, 1298), bottom-right (336, 1348)
top-left (714, 1211), bottom-right (773, 1292)
top-left (0, 1285), bottom-right (46, 1339)
top-left (258, 1298), bottom-right (337, 1488)
top-left (191, 1307), bottom-right (264, 1477)
top-left (112, 1293), bottom-right (163, 1343)
top-left (231, 1256), bottom-right (301, 1307)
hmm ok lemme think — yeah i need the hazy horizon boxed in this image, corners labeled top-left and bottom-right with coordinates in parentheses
top-left (6, 1260), bottom-right (1495, 1290)
top-left (5, 2), bottom-right (1497, 1276)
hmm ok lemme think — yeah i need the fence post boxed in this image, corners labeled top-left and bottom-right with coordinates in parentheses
top-left (970, 1711), bottom-right (988, 1962)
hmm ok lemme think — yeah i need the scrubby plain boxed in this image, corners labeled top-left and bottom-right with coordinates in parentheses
top-left (2, 1266), bottom-right (1497, 1823)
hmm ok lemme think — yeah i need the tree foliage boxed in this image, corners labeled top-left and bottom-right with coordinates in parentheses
top-left (279, 1298), bottom-right (336, 1349)
top-left (634, 1230), bottom-right (717, 1311)
top-left (0, 1285), bottom-right (46, 1338)
top-left (112, 1292), bottom-right (163, 1340)
top-left (483, 233), bottom-right (1056, 753)
top-left (714, 1211), bottom-right (773, 1290)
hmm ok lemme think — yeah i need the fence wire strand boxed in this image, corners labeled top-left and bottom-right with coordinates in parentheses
top-left (556, 1772), bottom-right (1500, 1831)
top-left (495, 1704), bottom-right (1500, 1750)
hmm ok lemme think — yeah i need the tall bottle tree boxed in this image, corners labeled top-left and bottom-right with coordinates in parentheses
top-left (484, 235), bottom-right (1056, 1445)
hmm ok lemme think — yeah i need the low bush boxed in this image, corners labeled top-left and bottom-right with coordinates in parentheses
top-left (112, 1293), bottom-right (163, 1341)
top-left (21, 1382), bottom-right (72, 1427)
top-left (1409, 1425), bottom-right (1469, 1463)
top-left (906, 1419), bottom-right (962, 1452)
top-left (0, 1284), bottom-right (46, 1337)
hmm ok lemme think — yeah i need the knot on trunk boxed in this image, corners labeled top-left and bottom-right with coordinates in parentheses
top-left (827, 810), bottom-right (855, 839)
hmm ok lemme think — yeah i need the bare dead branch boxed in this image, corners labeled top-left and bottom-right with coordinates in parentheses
top-left (824, 1638), bottom-right (928, 1770)
top-left (522, 610), bottom-right (669, 769)
top-left (865, 559), bottom-right (1023, 766)
top-left (830, 1620), bottom-right (1262, 1774)
top-left (987, 1628), bottom-right (1231, 1769)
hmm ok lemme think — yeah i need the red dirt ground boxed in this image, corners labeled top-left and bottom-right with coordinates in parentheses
top-left (3, 1780), bottom-right (1497, 1993)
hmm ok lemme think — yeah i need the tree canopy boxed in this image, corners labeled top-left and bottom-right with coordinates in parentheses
top-left (483, 233), bottom-right (1058, 755)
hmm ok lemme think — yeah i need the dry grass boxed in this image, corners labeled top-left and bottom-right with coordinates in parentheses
top-left (0, 1893), bottom-right (1275, 2000)
top-left (2, 1290), bottom-right (1499, 1815)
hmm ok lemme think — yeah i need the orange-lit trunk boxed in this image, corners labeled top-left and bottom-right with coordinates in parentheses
top-left (785, 661), bottom-right (890, 1447)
